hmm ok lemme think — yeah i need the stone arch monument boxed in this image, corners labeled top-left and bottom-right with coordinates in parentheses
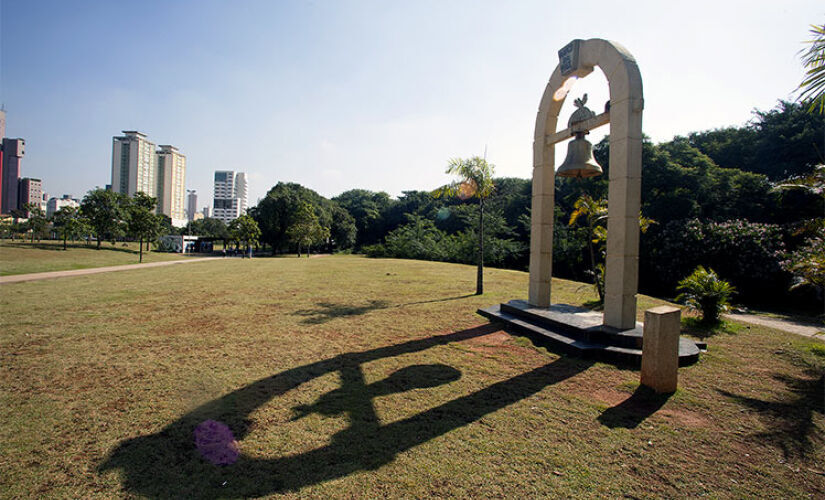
top-left (531, 38), bottom-right (643, 330)
top-left (480, 39), bottom-right (702, 366)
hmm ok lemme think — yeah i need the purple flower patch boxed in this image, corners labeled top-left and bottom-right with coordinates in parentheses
top-left (194, 419), bottom-right (239, 465)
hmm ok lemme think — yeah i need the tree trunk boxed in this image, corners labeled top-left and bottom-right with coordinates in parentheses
top-left (63, 234), bottom-right (67, 251)
top-left (139, 237), bottom-right (144, 263)
top-left (97, 237), bottom-right (102, 250)
top-left (476, 197), bottom-right (484, 295)
top-left (587, 222), bottom-right (604, 302)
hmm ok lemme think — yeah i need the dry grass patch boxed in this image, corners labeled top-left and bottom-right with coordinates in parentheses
top-left (0, 255), bottom-right (822, 498)
top-left (0, 239), bottom-right (190, 276)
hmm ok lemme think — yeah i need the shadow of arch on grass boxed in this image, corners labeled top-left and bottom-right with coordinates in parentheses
top-left (98, 324), bottom-right (593, 498)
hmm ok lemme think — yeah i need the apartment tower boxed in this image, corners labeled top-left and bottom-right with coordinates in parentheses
top-left (111, 131), bottom-right (157, 197)
top-left (155, 145), bottom-right (186, 222)
top-left (1, 138), bottom-right (25, 214)
top-left (212, 171), bottom-right (248, 224)
top-left (18, 177), bottom-right (42, 216)
top-left (0, 109), bottom-right (5, 211)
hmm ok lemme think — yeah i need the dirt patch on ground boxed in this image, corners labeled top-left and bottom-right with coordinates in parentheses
top-left (590, 388), bottom-right (630, 406)
top-left (656, 408), bottom-right (710, 428)
top-left (463, 330), bottom-right (511, 346)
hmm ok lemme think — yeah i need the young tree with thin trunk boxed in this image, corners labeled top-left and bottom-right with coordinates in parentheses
top-left (52, 206), bottom-right (88, 250)
top-left (437, 157), bottom-right (495, 295)
top-left (228, 215), bottom-right (262, 258)
top-left (569, 193), bottom-right (654, 303)
top-left (126, 193), bottom-right (163, 263)
top-left (286, 202), bottom-right (329, 258)
top-left (80, 188), bottom-right (128, 249)
top-left (21, 203), bottom-right (48, 243)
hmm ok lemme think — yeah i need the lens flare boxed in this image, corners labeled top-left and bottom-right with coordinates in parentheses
top-left (194, 420), bottom-right (240, 465)
top-left (553, 76), bottom-right (578, 101)
top-left (436, 207), bottom-right (451, 221)
top-left (457, 180), bottom-right (478, 200)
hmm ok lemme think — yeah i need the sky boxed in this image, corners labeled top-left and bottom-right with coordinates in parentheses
top-left (1, 0), bottom-right (822, 210)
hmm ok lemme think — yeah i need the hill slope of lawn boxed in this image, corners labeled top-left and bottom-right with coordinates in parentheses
top-left (0, 255), bottom-right (822, 498)
top-left (0, 239), bottom-right (191, 276)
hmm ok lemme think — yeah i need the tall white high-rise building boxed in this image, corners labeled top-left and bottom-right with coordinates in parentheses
top-left (212, 170), bottom-right (248, 224)
top-left (111, 131), bottom-right (157, 197)
top-left (155, 145), bottom-right (186, 223)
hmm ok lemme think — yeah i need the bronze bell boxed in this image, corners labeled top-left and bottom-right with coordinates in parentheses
top-left (556, 132), bottom-right (603, 178)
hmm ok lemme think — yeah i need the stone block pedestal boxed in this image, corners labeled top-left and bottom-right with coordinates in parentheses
top-left (640, 306), bottom-right (681, 394)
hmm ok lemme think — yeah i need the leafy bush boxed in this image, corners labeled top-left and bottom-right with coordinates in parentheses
top-left (676, 266), bottom-right (736, 324)
top-left (645, 219), bottom-right (788, 302)
top-left (364, 211), bottom-right (524, 267)
top-left (781, 236), bottom-right (825, 298)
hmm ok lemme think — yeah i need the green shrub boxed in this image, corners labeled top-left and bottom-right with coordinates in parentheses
top-left (676, 266), bottom-right (736, 324)
top-left (645, 219), bottom-right (788, 302)
top-left (781, 236), bottom-right (825, 298)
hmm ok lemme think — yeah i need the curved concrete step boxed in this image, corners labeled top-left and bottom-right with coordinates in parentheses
top-left (478, 303), bottom-right (700, 367)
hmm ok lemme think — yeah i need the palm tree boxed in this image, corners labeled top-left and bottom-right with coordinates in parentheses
top-left (437, 157), bottom-right (495, 295)
top-left (569, 193), bottom-right (654, 303)
top-left (676, 266), bottom-right (736, 324)
top-left (798, 24), bottom-right (825, 114)
top-left (568, 194), bottom-right (608, 301)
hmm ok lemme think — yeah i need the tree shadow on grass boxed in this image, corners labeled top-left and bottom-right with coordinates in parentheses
top-left (597, 385), bottom-right (672, 429)
top-left (2, 241), bottom-right (139, 253)
top-left (98, 324), bottom-right (593, 498)
top-left (718, 371), bottom-right (824, 458)
top-left (681, 317), bottom-right (742, 340)
top-left (292, 300), bottom-right (391, 324)
top-left (398, 294), bottom-right (476, 307)
top-left (291, 294), bottom-right (476, 324)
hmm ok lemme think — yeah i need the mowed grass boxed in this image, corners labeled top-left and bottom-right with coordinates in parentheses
top-left (0, 255), bottom-right (823, 498)
top-left (0, 240), bottom-right (191, 276)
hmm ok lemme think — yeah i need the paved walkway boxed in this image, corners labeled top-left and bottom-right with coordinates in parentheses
top-left (725, 313), bottom-right (825, 338)
top-left (0, 257), bottom-right (223, 285)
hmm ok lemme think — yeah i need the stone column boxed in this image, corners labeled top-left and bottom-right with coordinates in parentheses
top-left (529, 69), bottom-right (564, 308)
top-left (640, 306), bottom-right (681, 394)
top-left (602, 53), bottom-right (643, 331)
top-left (528, 138), bottom-right (555, 307)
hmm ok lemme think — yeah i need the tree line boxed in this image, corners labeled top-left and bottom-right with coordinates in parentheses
top-left (245, 101), bottom-right (823, 308)
top-left (2, 100), bottom-right (821, 307)
top-left (1, 190), bottom-right (263, 262)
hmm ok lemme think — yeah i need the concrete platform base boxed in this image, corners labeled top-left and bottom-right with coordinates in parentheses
top-left (477, 300), bottom-right (700, 367)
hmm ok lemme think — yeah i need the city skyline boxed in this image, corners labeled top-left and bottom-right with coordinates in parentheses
top-left (1, 1), bottom-right (820, 208)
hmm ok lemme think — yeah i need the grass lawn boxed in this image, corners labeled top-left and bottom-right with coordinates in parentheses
top-left (1, 255), bottom-right (823, 498)
top-left (0, 239), bottom-right (192, 276)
